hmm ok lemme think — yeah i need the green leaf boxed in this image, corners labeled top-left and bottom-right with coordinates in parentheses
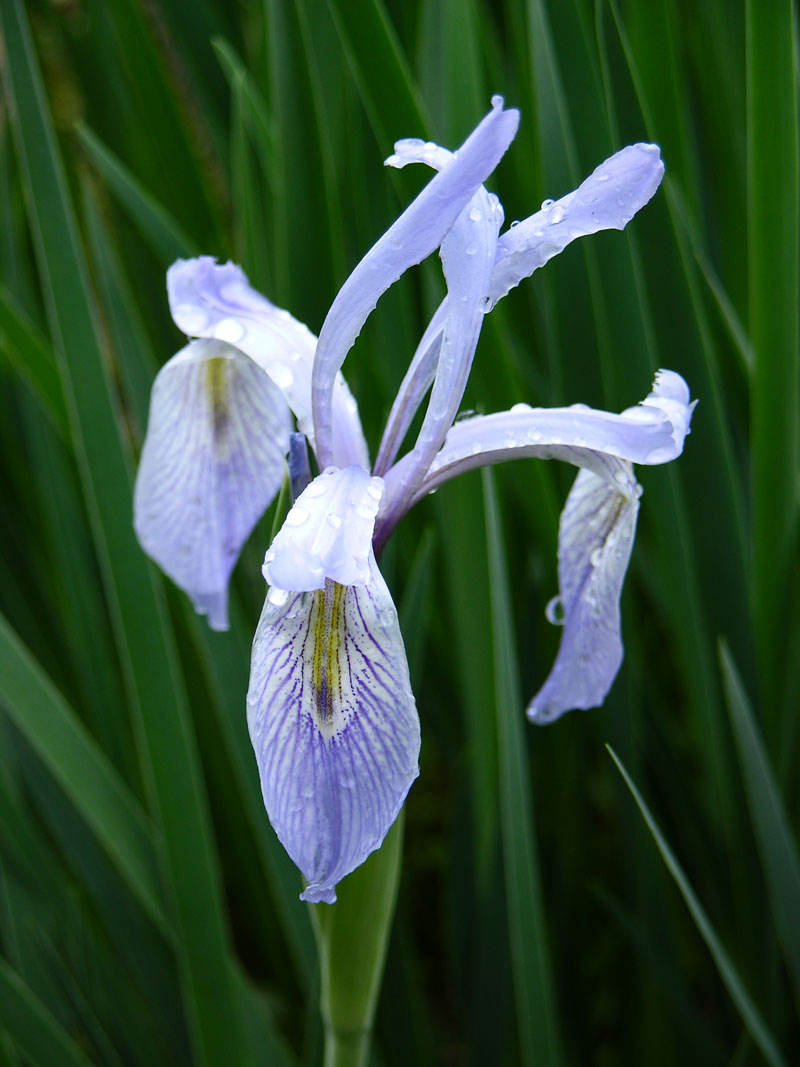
top-left (746, 0), bottom-right (799, 720)
top-left (719, 642), bottom-right (800, 1008)
top-left (609, 745), bottom-right (787, 1067)
top-left (0, 612), bottom-right (165, 932)
top-left (0, 2), bottom-right (248, 1061)
top-left (77, 125), bottom-right (198, 265)
top-left (0, 958), bottom-right (95, 1067)
top-left (0, 285), bottom-right (69, 440)
top-left (483, 468), bottom-right (563, 1067)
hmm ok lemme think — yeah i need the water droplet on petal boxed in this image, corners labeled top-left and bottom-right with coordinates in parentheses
top-left (367, 478), bottom-right (383, 501)
top-left (590, 547), bottom-right (602, 567)
top-left (465, 243), bottom-right (478, 256)
top-left (509, 219), bottom-right (520, 227)
top-left (327, 514), bottom-right (342, 528)
top-left (267, 587), bottom-right (290, 607)
top-left (285, 505), bottom-right (309, 526)
top-left (304, 481), bottom-right (326, 498)
top-left (545, 595), bottom-right (565, 625)
top-left (469, 206), bottom-right (482, 222)
top-left (214, 317), bottom-right (245, 345)
top-left (510, 402), bottom-right (532, 414)
top-left (271, 363), bottom-right (294, 389)
top-left (541, 198), bottom-right (554, 211)
top-left (549, 205), bottom-right (567, 225)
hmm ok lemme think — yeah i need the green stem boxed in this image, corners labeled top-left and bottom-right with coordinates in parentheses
top-left (310, 812), bottom-right (405, 1067)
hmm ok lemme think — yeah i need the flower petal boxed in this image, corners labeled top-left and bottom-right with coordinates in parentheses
top-left (488, 144), bottom-right (664, 307)
top-left (264, 465), bottom-right (384, 592)
top-left (133, 338), bottom-right (291, 629)
top-left (247, 554), bottom-right (421, 903)
top-left (386, 369), bottom-right (695, 517)
top-left (312, 96), bottom-right (519, 467)
top-left (167, 257), bottom-right (368, 469)
top-left (527, 464), bottom-right (640, 723)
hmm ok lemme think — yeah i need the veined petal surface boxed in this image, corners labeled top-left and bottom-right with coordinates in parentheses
top-left (133, 338), bottom-right (291, 629)
top-left (247, 553), bottom-right (420, 903)
top-left (389, 369), bottom-right (695, 514)
top-left (489, 144), bottom-right (664, 307)
top-left (527, 464), bottom-right (640, 723)
top-left (312, 96), bottom-right (519, 467)
top-left (264, 465), bottom-right (384, 592)
top-left (167, 257), bottom-right (368, 469)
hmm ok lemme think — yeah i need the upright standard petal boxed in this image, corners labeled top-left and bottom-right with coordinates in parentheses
top-left (312, 96), bottom-right (519, 467)
top-left (167, 257), bottom-right (368, 469)
top-left (527, 463), bottom-right (640, 723)
top-left (264, 465), bottom-right (384, 592)
top-left (133, 338), bottom-right (291, 629)
top-left (247, 552), bottom-right (421, 903)
top-left (488, 144), bottom-right (664, 308)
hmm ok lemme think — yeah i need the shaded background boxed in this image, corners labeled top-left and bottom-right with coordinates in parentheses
top-left (1, 0), bottom-right (798, 1064)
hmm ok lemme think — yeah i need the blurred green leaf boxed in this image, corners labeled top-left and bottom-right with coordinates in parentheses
top-left (609, 745), bottom-right (787, 1067)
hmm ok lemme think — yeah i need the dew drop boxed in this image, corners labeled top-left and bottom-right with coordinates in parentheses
top-left (267, 587), bottom-right (290, 607)
top-left (285, 505), bottom-right (309, 527)
top-left (303, 481), bottom-right (327, 498)
top-left (510, 219), bottom-right (520, 227)
top-left (541, 198), bottom-right (555, 211)
top-left (327, 514), bottom-right (342, 528)
top-left (355, 503), bottom-right (376, 519)
top-left (597, 172), bottom-right (610, 183)
top-left (545, 595), bottom-right (565, 626)
top-left (469, 206), bottom-right (482, 222)
top-left (549, 204), bottom-right (567, 225)
top-left (214, 317), bottom-right (245, 345)
top-left (590, 547), bottom-right (602, 567)
top-left (510, 402), bottom-right (533, 414)
top-left (465, 242), bottom-right (478, 256)
top-left (367, 478), bottom-right (383, 500)
top-left (271, 362), bottom-right (294, 389)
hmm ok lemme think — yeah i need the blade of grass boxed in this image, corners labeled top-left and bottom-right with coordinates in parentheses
top-left (719, 642), bottom-right (800, 1010)
top-left (0, 612), bottom-right (165, 933)
top-left (0, 958), bottom-right (95, 1067)
top-left (608, 745), bottom-right (787, 1067)
top-left (76, 125), bottom-right (198, 265)
top-left (0, 285), bottom-right (69, 440)
top-left (327, 0), bottom-right (430, 149)
top-left (746, 0), bottom-right (799, 722)
top-left (483, 468), bottom-right (563, 1066)
top-left (0, 2), bottom-right (248, 1061)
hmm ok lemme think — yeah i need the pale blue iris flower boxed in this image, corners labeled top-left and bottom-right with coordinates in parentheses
top-left (134, 97), bottom-right (695, 903)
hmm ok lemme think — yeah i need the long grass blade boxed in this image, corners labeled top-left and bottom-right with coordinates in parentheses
top-left (0, 612), bottom-right (165, 932)
top-left (608, 745), bottom-right (787, 1067)
top-left (483, 468), bottom-right (563, 1066)
top-left (746, 0), bottom-right (799, 721)
top-left (719, 642), bottom-right (800, 1008)
top-left (0, 2), bottom-right (247, 1060)
top-left (0, 958), bottom-right (95, 1067)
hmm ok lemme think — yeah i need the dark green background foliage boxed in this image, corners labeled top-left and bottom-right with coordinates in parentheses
top-left (0, 0), bottom-right (798, 1063)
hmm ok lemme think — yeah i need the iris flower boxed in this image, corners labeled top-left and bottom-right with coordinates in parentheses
top-left (134, 97), bottom-right (695, 903)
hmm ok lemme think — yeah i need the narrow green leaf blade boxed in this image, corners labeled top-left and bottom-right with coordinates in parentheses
top-left (483, 469), bottom-right (563, 1066)
top-left (719, 642), bottom-right (800, 1006)
top-left (609, 745), bottom-right (787, 1067)
top-left (746, 0), bottom-right (799, 717)
top-left (0, 2), bottom-right (248, 1061)
top-left (0, 612), bottom-right (165, 932)
top-left (0, 958), bottom-right (95, 1067)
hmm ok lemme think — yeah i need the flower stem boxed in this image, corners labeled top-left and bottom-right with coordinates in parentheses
top-left (310, 812), bottom-right (404, 1067)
